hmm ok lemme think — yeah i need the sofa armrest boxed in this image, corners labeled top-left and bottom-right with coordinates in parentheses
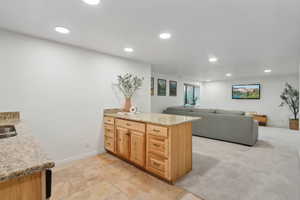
top-left (251, 120), bottom-right (259, 146)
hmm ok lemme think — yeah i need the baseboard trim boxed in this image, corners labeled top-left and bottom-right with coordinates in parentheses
top-left (55, 149), bottom-right (106, 166)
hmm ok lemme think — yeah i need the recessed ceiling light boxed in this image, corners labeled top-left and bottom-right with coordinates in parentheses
top-left (264, 69), bottom-right (272, 73)
top-left (124, 47), bottom-right (134, 53)
top-left (55, 27), bottom-right (70, 34)
top-left (159, 32), bottom-right (172, 40)
top-left (82, 0), bottom-right (100, 5)
top-left (209, 57), bottom-right (218, 63)
top-left (226, 73), bottom-right (232, 77)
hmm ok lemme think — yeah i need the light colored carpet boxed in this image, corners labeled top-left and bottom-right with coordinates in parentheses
top-left (176, 127), bottom-right (300, 200)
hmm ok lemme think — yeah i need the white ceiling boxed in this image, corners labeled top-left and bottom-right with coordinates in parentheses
top-left (0, 0), bottom-right (300, 81)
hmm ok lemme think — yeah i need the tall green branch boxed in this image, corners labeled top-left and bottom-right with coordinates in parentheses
top-left (117, 73), bottom-right (143, 98)
top-left (279, 83), bottom-right (299, 120)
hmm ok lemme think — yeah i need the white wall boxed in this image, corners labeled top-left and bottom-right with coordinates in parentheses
top-left (200, 75), bottom-right (298, 128)
top-left (151, 72), bottom-right (200, 113)
top-left (0, 29), bottom-right (151, 164)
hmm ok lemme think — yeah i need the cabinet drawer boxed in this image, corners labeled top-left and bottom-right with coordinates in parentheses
top-left (116, 119), bottom-right (145, 132)
top-left (148, 135), bottom-right (169, 158)
top-left (147, 153), bottom-right (169, 179)
top-left (104, 117), bottom-right (114, 125)
top-left (105, 137), bottom-right (115, 152)
top-left (147, 124), bottom-right (168, 137)
top-left (104, 125), bottom-right (114, 138)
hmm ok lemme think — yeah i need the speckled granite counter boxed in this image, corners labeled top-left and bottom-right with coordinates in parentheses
top-left (104, 112), bottom-right (201, 126)
top-left (0, 120), bottom-right (55, 183)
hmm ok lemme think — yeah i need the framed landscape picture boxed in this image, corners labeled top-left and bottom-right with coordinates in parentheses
top-left (151, 77), bottom-right (154, 96)
top-left (232, 84), bottom-right (261, 99)
top-left (169, 80), bottom-right (177, 96)
top-left (157, 79), bottom-right (166, 96)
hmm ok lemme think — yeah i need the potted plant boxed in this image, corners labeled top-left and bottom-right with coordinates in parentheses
top-left (117, 73), bottom-right (143, 112)
top-left (279, 83), bottom-right (299, 130)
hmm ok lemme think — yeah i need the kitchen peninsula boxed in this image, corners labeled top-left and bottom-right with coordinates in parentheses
top-left (103, 110), bottom-right (201, 183)
top-left (0, 112), bottom-right (55, 200)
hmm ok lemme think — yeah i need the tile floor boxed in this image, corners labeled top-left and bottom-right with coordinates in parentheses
top-left (52, 153), bottom-right (203, 200)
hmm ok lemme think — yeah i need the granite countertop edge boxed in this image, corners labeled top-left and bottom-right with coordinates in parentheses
top-left (0, 162), bottom-right (55, 183)
top-left (104, 112), bottom-right (201, 126)
top-left (0, 120), bottom-right (55, 183)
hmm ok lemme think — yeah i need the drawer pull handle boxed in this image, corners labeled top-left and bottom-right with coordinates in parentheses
top-left (126, 123), bottom-right (131, 126)
top-left (106, 142), bottom-right (111, 145)
top-left (153, 161), bottom-right (161, 167)
top-left (153, 143), bottom-right (160, 147)
top-left (153, 129), bottom-right (160, 132)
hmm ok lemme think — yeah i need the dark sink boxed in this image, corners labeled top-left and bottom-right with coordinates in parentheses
top-left (0, 125), bottom-right (17, 139)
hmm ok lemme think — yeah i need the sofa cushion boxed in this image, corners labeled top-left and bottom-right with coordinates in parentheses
top-left (192, 108), bottom-right (216, 113)
top-left (215, 109), bottom-right (245, 115)
top-left (166, 106), bottom-right (194, 112)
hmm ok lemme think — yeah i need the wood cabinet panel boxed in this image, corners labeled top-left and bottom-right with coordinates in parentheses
top-left (253, 114), bottom-right (268, 126)
top-left (116, 119), bottom-right (145, 133)
top-left (104, 137), bottom-right (115, 153)
top-left (104, 124), bottom-right (114, 138)
top-left (169, 122), bottom-right (192, 181)
top-left (147, 153), bottom-right (169, 179)
top-left (147, 124), bottom-right (168, 137)
top-left (147, 135), bottom-right (169, 158)
top-left (0, 172), bottom-right (43, 200)
top-left (104, 117), bottom-right (114, 125)
top-left (130, 131), bottom-right (145, 167)
top-left (116, 127), bottom-right (130, 159)
top-left (104, 116), bottom-right (192, 183)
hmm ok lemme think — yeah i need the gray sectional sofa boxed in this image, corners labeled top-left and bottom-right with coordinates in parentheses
top-left (163, 106), bottom-right (258, 146)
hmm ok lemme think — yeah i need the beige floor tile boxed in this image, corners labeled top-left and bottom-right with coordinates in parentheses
top-left (52, 153), bottom-right (203, 200)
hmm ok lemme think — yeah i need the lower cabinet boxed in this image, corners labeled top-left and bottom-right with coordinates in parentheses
top-left (147, 153), bottom-right (169, 179)
top-left (116, 127), bottom-right (130, 159)
top-left (115, 127), bottom-right (145, 167)
top-left (104, 116), bottom-right (192, 183)
top-left (104, 136), bottom-right (115, 153)
top-left (0, 171), bottom-right (47, 200)
top-left (130, 131), bottom-right (145, 167)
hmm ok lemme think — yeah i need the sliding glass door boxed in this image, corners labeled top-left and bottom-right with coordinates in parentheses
top-left (184, 84), bottom-right (200, 105)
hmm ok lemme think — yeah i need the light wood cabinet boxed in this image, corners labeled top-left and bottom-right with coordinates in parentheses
top-left (253, 114), bottom-right (268, 126)
top-left (104, 117), bottom-right (115, 125)
top-left (130, 131), bottom-right (145, 167)
top-left (147, 153), bottom-right (169, 179)
top-left (104, 123), bottom-right (116, 153)
top-left (147, 124), bottom-right (168, 137)
top-left (116, 127), bottom-right (130, 159)
top-left (147, 134), bottom-right (169, 158)
top-left (0, 171), bottom-right (45, 200)
top-left (103, 116), bottom-right (192, 183)
top-left (116, 119), bottom-right (145, 132)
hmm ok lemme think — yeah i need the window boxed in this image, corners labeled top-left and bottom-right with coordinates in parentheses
top-left (184, 84), bottom-right (200, 105)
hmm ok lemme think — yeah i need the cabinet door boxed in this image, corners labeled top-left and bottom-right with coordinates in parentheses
top-left (116, 127), bottom-right (130, 159)
top-left (130, 131), bottom-right (145, 167)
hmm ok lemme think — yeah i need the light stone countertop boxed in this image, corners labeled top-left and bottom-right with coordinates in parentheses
top-left (104, 112), bottom-right (201, 126)
top-left (0, 120), bottom-right (55, 183)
